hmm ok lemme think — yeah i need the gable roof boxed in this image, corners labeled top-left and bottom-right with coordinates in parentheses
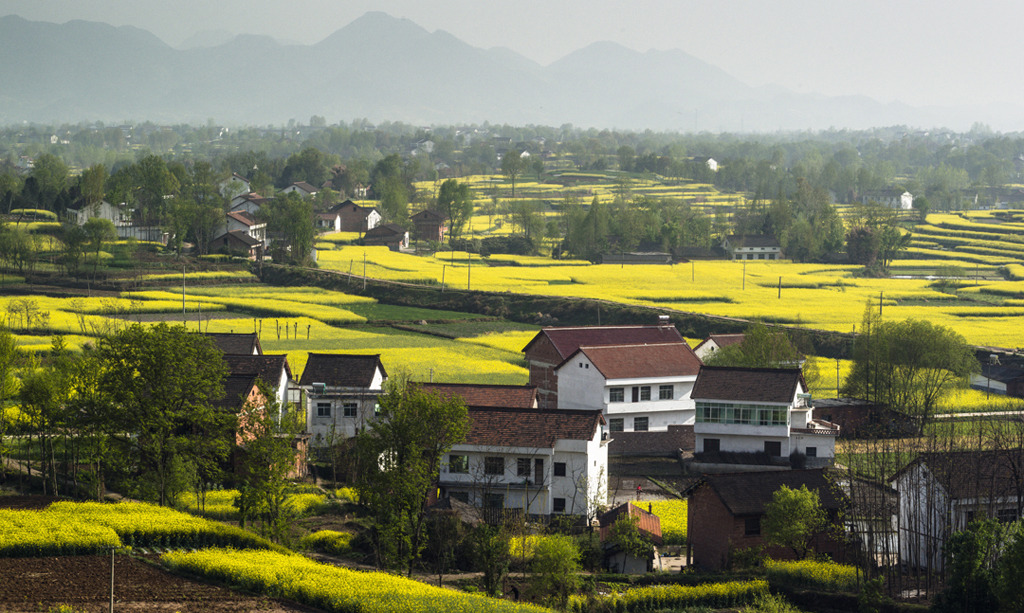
top-left (691, 366), bottom-right (805, 403)
top-left (214, 374), bottom-right (260, 410)
top-left (598, 502), bottom-right (663, 544)
top-left (523, 325), bottom-right (685, 360)
top-left (299, 353), bottom-right (386, 388)
top-left (684, 469), bottom-right (842, 516)
top-left (223, 354), bottom-right (292, 388)
top-left (725, 235), bottom-right (780, 249)
top-left (462, 407), bottom-right (603, 448)
top-left (693, 333), bottom-right (746, 354)
top-left (215, 230), bottom-right (260, 248)
top-left (561, 343), bottom-right (702, 379)
top-left (978, 363), bottom-right (1024, 384)
top-left (206, 332), bottom-right (262, 356)
top-left (418, 383), bottom-right (538, 408)
top-left (288, 181), bottom-right (318, 193)
top-left (365, 223), bottom-right (407, 238)
top-left (891, 450), bottom-right (1024, 501)
top-left (328, 199), bottom-right (357, 213)
top-left (226, 210), bottom-right (260, 227)
top-left (411, 209), bottom-right (446, 222)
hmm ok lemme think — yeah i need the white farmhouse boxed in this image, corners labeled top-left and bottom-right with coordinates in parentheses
top-left (691, 366), bottom-right (838, 464)
top-left (299, 353), bottom-right (387, 444)
top-left (440, 407), bottom-right (607, 519)
top-left (555, 343), bottom-right (703, 433)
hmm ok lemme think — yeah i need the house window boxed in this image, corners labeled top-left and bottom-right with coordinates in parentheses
top-left (703, 438), bottom-right (720, 453)
top-left (639, 386), bottom-right (651, 401)
top-left (805, 447), bottom-right (817, 458)
top-left (632, 387), bottom-right (639, 402)
top-left (659, 385), bottom-right (673, 400)
top-left (764, 441), bottom-right (782, 457)
top-left (998, 508), bottom-right (1017, 523)
top-left (342, 402), bottom-right (358, 418)
top-left (485, 493), bottom-right (504, 509)
top-left (609, 387), bottom-right (624, 403)
top-left (517, 458), bottom-right (531, 478)
top-left (554, 462), bottom-right (567, 477)
top-left (633, 417), bottom-right (649, 432)
top-left (484, 457), bottom-right (504, 475)
top-left (609, 418), bottom-right (624, 432)
top-left (316, 402), bottom-right (331, 418)
top-left (450, 492), bottom-right (469, 504)
top-left (449, 455), bottom-right (468, 474)
top-left (744, 517), bottom-right (761, 536)
top-left (553, 497), bottom-right (566, 513)
top-left (534, 459), bottom-right (544, 484)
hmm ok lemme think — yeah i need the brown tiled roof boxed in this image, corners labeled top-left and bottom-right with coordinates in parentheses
top-left (598, 502), bottom-right (663, 544)
top-left (299, 353), bottom-right (386, 388)
top-left (523, 325), bottom-right (685, 359)
top-left (317, 212), bottom-right (340, 220)
top-left (608, 425), bottom-right (694, 456)
top-left (290, 181), bottom-right (317, 193)
top-left (463, 407), bottom-right (603, 448)
top-left (693, 333), bottom-right (745, 353)
top-left (691, 366), bottom-right (805, 403)
top-left (419, 383), bottom-right (537, 408)
top-left (365, 223), bottom-right (406, 238)
top-left (684, 469), bottom-right (842, 516)
top-left (328, 199), bottom-right (357, 213)
top-left (206, 332), bottom-right (262, 356)
top-left (893, 450), bottom-right (1024, 501)
top-left (224, 354), bottom-right (292, 388)
top-left (217, 230), bottom-right (260, 247)
top-left (564, 343), bottom-right (701, 379)
top-left (226, 210), bottom-right (258, 226)
top-left (411, 209), bottom-right (446, 221)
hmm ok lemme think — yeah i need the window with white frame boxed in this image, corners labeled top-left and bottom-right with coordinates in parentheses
top-left (609, 387), bottom-right (625, 403)
top-left (609, 418), bottom-right (624, 432)
top-left (659, 385), bottom-right (673, 400)
top-left (633, 416), bottom-right (649, 431)
top-left (639, 386), bottom-right (651, 401)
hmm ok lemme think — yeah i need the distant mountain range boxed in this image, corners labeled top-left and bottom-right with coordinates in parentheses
top-left (0, 12), bottom-right (1000, 131)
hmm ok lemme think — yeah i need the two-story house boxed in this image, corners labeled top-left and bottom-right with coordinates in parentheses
top-left (411, 209), bottom-right (447, 243)
top-left (555, 343), bottom-right (702, 433)
top-left (330, 199), bottom-right (381, 233)
top-left (523, 323), bottom-right (688, 409)
top-left (691, 367), bottom-right (838, 464)
top-left (299, 353), bottom-right (387, 445)
top-left (439, 407), bottom-right (607, 519)
top-left (281, 181), bottom-right (318, 198)
top-left (222, 354), bottom-right (296, 415)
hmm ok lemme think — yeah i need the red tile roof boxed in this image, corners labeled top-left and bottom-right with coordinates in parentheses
top-left (419, 383), bottom-right (537, 408)
top-left (523, 325), bottom-right (685, 359)
top-left (599, 502), bottom-right (663, 544)
top-left (691, 366), bottom-right (805, 403)
top-left (462, 407), bottom-right (603, 448)
top-left (226, 210), bottom-right (259, 226)
top-left (563, 343), bottom-right (701, 379)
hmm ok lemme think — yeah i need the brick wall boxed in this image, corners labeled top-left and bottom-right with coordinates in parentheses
top-left (525, 336), bottom-right (562, 409)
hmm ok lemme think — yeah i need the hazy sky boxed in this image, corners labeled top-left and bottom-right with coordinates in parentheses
top-left (3, 0), bottom-right (1019, 110)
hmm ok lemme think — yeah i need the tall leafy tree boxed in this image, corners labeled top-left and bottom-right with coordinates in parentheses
top-left (355, 377), bottom-right (470, 575)
top-left (502, 150), bottom-right (525, 197)
top-left (762, 484), bottom-right (828, 559)
top-left (842, 304), bottom-right (979, 433)
top-left (83, 217), bottom-right (116, 277)
top-left (94, 323), bottom-right (230, 506)
top-left (434, 179), bottom-right (473, 246)
top-left (259, 191), bottom-right (314, 264)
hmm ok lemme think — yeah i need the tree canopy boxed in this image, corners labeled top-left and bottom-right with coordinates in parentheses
top-left (762, 483), bottom-right (828, 559)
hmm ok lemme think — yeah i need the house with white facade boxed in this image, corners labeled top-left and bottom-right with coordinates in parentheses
top-left (329, 199), bottom-right (381, 234)
top-left (523, 323), bottom-right (688, 409)
top-left (223, 354), bottom-right (296, 414)
top-left (722, 235), bottom-right (782, 260)
top-left (222, 211), bottom-right (266, 246)
top-left (691, 366), bottom-right (838, 464)
top-left (891, 450), bottom-right (1024, 569)
top-left (229, 192), bottom-right (270, 216)
top-left (281, 181), bottom-right (318, 198)
top-left (439, 407), bottom-right (607, 519)
top-left (555, 342), bottom-right (703, 433)
top-left (219, 173), bottom-right (251, 199)
top-left (693, 334), bottom-right (746, 362)
top-left (63, 199), bottom-right (131, 227)
top-left (299, 353), bottom-right (387, 444)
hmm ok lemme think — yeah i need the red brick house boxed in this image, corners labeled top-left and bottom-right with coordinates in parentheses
top-left (219, 374), bottom-right (308, 479)
top-left (329, 199), bottom-right (381, 233)
top-left (522, 324), bottom-right (688, 409)
top-left (683, 469), bottom-right (846, 570)
top-left (418, 382), bottom-right (539, 408)
top-left (363, 223), bottom-right (409, 251)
